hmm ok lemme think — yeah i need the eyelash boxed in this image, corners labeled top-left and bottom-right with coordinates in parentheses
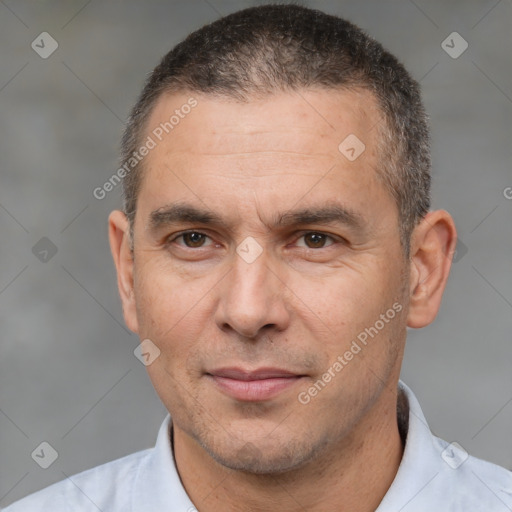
top-left (166, 230), bottom-right (340, 250)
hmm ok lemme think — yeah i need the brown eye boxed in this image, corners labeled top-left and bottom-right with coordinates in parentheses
top-left (302, 233), bottom-right (332, 249)
top-left (181, 232), bottom-right (208, 248)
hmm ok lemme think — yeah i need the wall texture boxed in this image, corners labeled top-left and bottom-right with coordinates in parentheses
top-left (1, 0), bottom-right (511, 506)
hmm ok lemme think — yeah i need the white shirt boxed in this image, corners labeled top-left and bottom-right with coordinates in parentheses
top-left (4, 381), bottom-right (512, 511)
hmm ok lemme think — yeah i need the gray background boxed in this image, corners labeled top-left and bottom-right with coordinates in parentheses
top-left (1, 0), bottom-right (511, 506)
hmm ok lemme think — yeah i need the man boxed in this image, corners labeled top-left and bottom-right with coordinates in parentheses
top-left (6, 4), bottom-right (511, 511)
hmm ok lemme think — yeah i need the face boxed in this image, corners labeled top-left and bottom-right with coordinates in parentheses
top-left (117, 89), bottom-right (411, 473)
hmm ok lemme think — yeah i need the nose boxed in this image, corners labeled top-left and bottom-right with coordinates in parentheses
top-left (214, 246), bottom-right (291, 339)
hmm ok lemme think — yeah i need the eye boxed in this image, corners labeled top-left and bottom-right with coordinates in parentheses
top-left (171, 231), bottom-right (213, 248)
top-left (295, 232), bottom-right (335, 249)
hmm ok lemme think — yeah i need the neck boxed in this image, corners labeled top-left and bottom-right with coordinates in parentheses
top-left (173, 386), bottom-right (404, 512)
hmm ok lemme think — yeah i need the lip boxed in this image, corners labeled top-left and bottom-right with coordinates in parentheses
top-left (207, 367), bottom-right (304, 401)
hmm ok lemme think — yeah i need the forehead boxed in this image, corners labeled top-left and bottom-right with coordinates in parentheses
top-left (145, 87), bottom-right (381, 160)
top-left (136, 88), bottom-right (395, 232)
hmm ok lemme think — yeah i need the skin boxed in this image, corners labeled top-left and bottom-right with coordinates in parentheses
top-left (109, 89), bottom-right (457, 511)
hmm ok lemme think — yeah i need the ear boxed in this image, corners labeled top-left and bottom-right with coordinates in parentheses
top-left (108, 210), bottom-right (139, 334)
top-left (407, 210), bottom-right (457, 328)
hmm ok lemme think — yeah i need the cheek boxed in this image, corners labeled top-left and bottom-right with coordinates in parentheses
top-left (133, 265), bottom-right (211, 405)
top-left (297, 269), bottom-right (382, 329)
top-left (133, 260), bottom-right (210, 350)
top-left (295, 262), bottom-right (405, 366)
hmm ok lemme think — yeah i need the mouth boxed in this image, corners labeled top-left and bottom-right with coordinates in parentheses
top-left (206, 367), bottom-right (306, 402)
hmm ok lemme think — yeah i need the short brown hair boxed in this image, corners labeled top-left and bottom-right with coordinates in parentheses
top-left (121, 4), bottom-right (431, 255)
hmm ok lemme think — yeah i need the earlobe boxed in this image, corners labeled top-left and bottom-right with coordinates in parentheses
top-left (108, 210), bottom-right (139, 334)
top-left (407, 210), bottom-right (457, 329)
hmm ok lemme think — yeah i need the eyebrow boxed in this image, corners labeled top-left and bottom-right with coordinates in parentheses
top-left (148, 202), bottom-right (366, 234)
top-left (149, 204), bottom-right (222, 229)
top-left (276, 205), bottom-right (364, 231)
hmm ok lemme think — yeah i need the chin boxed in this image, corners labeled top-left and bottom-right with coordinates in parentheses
top-left (199, 434), bottom-right (322, 475)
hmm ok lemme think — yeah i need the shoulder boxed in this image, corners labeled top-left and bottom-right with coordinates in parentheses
top-left (431, 436), bottom-right (512, 511)
top-left (3, 448), bottom-right (151, 512)
top-left (389, 382), bottom-right (512, 511)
